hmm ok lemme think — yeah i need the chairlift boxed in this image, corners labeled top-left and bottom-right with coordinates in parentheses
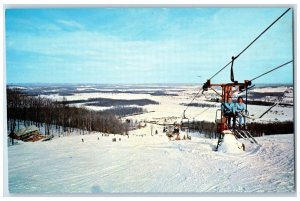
top-left (179, 8), bottom-right (292, 148)
top-left (181, 110), bottom-right (190, 133)
top-left (203, 80), bottom-right (252, 132)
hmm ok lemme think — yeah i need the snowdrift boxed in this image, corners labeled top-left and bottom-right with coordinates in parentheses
top-left (217, 131), bottom-right (244, 153)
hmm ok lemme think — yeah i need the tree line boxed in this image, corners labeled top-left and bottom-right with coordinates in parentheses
top-left (102, 106), bottom-right (146, 117)
top-left (182, 120), bottom-right (294, 138)
top-left (62, 97), bottom-right (159, 107)
top-left (7, 88), bottom-right (126, 136)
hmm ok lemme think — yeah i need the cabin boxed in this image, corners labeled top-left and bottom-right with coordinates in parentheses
top-left (10, 125), bottom-right (45, 142)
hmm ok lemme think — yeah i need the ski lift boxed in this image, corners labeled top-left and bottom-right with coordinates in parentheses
top-left (203, 79), bottom-right (252, 132)
top-left (181, 8), bottom-right (291, 148)
top-left (181, 110), bottom-right (190, 133)
top-left (203, 79), bottom-right (260, 150)
top-left (202, 54), bottom-right (260, 150)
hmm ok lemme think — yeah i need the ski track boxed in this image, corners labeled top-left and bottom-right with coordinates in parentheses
top-left (8, 126), bottom-right (295, 194)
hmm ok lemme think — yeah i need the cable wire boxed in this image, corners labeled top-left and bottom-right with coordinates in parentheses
top-left (209, 60), bottom-right (233, 80)
top-left (183, 87), bottom-right (203, 114)
top-left (250, 60), bottom-right (293, 82)
top-left (209, 8), bottom-right (291, 80)
top-left (235, 8), bottom-right (291, 60)
top-left (193, 107), bottom-right (211, 118)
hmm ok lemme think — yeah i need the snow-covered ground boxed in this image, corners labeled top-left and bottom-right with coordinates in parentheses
top-left (6, 84), bottom-right (295, 194)
top-left (36, 84), bottom-right (293, 124)
top-left (7, 124), bottom-right (294, 194)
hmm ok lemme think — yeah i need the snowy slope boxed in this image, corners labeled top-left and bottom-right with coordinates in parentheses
top-left (7, 84), bottom-right (294, 194)
top-left (7, 125), bottom-right (295, 194)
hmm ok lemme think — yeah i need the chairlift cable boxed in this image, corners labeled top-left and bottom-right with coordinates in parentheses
top-left (180, 87), bottom-right (203, 123)
top-left (185, 8), bottom-right (292, 123)
top-left (209, 60), bottom-right (233, 81)
top-left (193, 107), bottom-right (211, 118)
top-left (209, 8), bottom-right (291, 80)
top-left (250, 60), bottom-right (293, 82)
top-left (183, 87), bottom-right (203, 113)
top-left (193, 60), bottom-right (292, 120)
top-left (235, 8), bottom-right (291, 60)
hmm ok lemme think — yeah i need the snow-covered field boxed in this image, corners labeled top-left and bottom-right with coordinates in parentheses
top-left (7, 124), bottom-right (294, 194)
top-left (35, 84), bottom-right (293, 124)
top-left (6, 84), bottom-right (295, 194)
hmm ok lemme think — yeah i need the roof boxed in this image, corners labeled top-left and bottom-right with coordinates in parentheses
top-left (16, 125), bottom-right (39, 136)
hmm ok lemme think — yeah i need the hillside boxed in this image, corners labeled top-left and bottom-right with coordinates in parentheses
top-left (8, 124), bottom-right (294, 193)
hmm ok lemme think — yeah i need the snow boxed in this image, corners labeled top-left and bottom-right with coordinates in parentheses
top-left (9, 86), bottom-right (27, 90)
top-left (251, 86), bottom-right (290, 93)
top-left (257, 105), bottom-right (294, 122)
top-left (76, 87), bottom-right (98, 91)
top-left (6, 84), bottom-right (295, 194)
top-left (37, 85), bottom-right (293, 124)
top-left (245, 104), bottom-right (294, 123)
top-left (63, 92), bottom-right (153, 101)
top-left (39, 94), bottom-right (63, 101)
top-left (217, 132), bottom-right (244, 154)
top-left (7, 124), bottom-right (295, 193)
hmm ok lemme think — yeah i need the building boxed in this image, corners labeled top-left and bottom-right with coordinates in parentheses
top-left (10, 125), bottom-right (44, 142)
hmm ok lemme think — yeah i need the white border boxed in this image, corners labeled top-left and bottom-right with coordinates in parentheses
top-left (1, 0), bottom-right (299, 200)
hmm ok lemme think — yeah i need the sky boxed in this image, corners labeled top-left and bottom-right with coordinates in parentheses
top-left (5, 7), bottom-right (294, 84)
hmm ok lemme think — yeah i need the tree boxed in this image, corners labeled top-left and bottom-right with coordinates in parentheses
top-left (6, 88), bottom-right (127, 137)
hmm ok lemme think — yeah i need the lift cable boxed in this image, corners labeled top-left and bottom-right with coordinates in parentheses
top-left (235, 8), bottom-right (291, 60)
top-left (183, 87), bottom-right (203, 116)
top-left (250, 60), bottom-right (293, 82)
top-left (184, 59), bottom-right (293, 121)
top-left (192, 60), bottom-right (293, 121)
top-left (193, 107), bottom-right (211, 118)
top-left (209, 8), bottom-right (291, 81)
top-left (183, 8), bottom-right (292, 122)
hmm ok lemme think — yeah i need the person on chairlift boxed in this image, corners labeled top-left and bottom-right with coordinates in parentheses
top-left (235, 96), bottom-right (247, 129)
top-left (221, 97), bottom-right (236, 129)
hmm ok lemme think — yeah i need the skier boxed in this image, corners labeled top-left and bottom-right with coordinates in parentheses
top-left (173, 125), bottom-right (180, 134)
top-left (173, 124), bottom-right (180, 140)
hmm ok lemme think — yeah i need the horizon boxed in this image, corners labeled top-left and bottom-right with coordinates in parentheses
top-left (6, 7), bottom-right (294, 84)
top-left (6, 82), bottom-right (294, 87)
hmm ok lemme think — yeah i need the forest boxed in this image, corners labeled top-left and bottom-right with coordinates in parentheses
top-left (6, 88), bottom-right (127, 136)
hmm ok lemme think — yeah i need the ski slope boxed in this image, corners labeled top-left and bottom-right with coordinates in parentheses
top-left (7, 124), bottom-right (295, 194)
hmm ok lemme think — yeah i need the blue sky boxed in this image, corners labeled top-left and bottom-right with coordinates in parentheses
top-left (5, 7), bottom-right (293, 84)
